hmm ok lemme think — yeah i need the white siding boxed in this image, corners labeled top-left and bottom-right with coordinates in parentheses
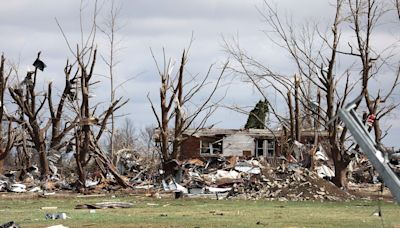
top-left (223, 134), bottom-right (254, 156)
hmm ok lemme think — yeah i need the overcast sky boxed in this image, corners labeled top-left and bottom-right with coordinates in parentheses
top-left (1, 0), bottom-right (399, 148)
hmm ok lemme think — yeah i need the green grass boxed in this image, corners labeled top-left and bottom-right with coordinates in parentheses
top-left (0, 195), bottom-right (399, 227)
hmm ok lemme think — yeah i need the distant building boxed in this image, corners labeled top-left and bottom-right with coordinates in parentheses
top-left (154, 128), bottom-right (329, 162)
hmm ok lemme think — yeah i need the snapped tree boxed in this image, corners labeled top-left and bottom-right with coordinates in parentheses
top-left (148, 44), bottom-right (227, 165)
top-left (0, 54), bottom-right (16, 173)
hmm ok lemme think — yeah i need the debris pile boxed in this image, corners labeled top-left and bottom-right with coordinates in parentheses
top-left (0, 148), bottom-right (160, 194)
top-left (349, 158), bottom-right (377, 184)
top-left (348, 152), bottom-right (400, 184)
top-left (228, 165), bottom-right (352, 201)
top-left (2, 148), bottom-right (393, 203)
top-left (163, 157), bottom-right (354, 201)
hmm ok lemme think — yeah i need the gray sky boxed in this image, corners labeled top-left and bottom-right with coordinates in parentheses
top-left (1, 0), bottom-right (399, 148)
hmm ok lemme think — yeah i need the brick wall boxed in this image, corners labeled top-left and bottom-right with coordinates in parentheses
top-left (179, 136), bottom-right (201, 160)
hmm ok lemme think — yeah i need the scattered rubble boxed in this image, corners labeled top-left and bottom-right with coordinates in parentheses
top-left (228, 165), bottom-right (352, 201)
top-left (1, 147), bottom-right (396, 203)
top-left (0, 221), bottom-right (20, 228)
top-left (45, 213), bottom-right (67, 220)
top-left (75, 202), bottom-right (134, 209)
top-left (0, 154), bottom-right (355, 202)
top-left (160, 156), bottom-right (355, 201)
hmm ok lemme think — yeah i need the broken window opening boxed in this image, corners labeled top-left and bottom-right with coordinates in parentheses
top-left (255, 139), bottom-right (265, 157)
top-left (256, 139), bottom-right (275, 158)
top-left (200, 137), bottom-right (223, 155)
top-left (266, 139), bottom-right (275, 157)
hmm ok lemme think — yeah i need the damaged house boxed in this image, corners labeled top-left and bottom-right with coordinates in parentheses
top-left (155, 128), bottom-right (328, 162)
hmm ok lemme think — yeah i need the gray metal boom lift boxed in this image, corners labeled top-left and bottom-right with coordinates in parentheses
top-left (337, 95), bottom-right (400, 205)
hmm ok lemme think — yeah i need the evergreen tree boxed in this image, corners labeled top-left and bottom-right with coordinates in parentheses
top-left (244, 99), bottom-right (269, 129)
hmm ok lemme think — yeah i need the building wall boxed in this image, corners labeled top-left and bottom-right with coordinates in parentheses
top-left (223, 134), bottom-right (254, 157)
top-left (179, 134), bottom-right (255, 159)
top-left (179, 135), bottom-right (201, 160)
top-left (177, 131), bottom-right (328, 160)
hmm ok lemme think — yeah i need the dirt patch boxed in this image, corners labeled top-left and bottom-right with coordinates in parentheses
top-left (347, 182), bottom-right (394, 201)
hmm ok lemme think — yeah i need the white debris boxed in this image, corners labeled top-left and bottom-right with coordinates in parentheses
top-left (9, 183), bottom-right (27, 193)
top-left (316, 165), bottom-right (335, 179)
top-left (29, 186), bottom-right (42, 192)
top-left (85, 180), bottom-right (99, 188)
top-left (188, 171), bottom-right (202, 179)
top-left (315, 151), bottom-right (329, 161)
top-left (163, 179), bottom-right (188, 194)
top-left (234, 165), bottom-right (261, 174)
top-left (134, 185), bottom-right (154, 190)
top-left (0, 180), bottom-right (7, 191)
top-left (213, 170), bottom-right (241, 182)
top-left (207, 187), bottom-right (232, 193)
top-left (293, 140), bottom-right (305, 161)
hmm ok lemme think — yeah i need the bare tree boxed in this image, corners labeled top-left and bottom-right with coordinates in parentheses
top-left (98, 0), bottom-right (123, 163)
top-left (148, 45), bottom-right (228, 165)
top-left (55, 0), bottom-right (129, 190)
top-left (47, 61), bottom-right (79, 152)
top-left (139, 125), bottom-right (156, 157)
top-left (225, 0), bottom-right (359, 187)
top-left (7, 52), bottom-right (77, 179)
top-left (0, 54), bottom-right (16, 173)
top-left (225, 0), bottom-right (399, 188)
top-left (105, 118), bottom-right (137, 162)
top-left (223, 35), bottom-right (295, 140)
top-left (346, 0), bottom-right (400, 145)
top-left (71, 44), bottom-right (128, 190)
top-left (8, 52), bottom-right (52, 178)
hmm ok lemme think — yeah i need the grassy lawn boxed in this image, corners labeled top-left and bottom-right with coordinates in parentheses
top-left (0, 194), bottom-right (399, 227)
